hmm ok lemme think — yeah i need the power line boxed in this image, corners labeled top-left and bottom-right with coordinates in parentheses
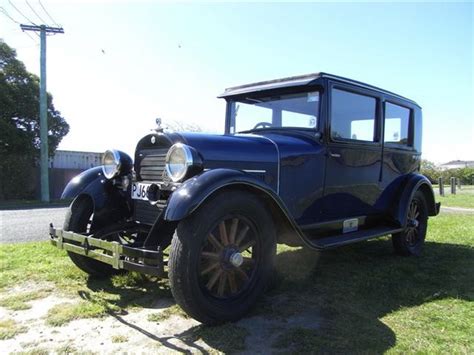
top-left (0, 6), bottom-right (20, 24)
top-left (0, 6), bottom-right (38, 43)
top-left (26, 0), bottom-right (47, 24)
top-left (38, 0), bottom-right (59, 27)
top-left (8, 0), bottom-right (36, 25)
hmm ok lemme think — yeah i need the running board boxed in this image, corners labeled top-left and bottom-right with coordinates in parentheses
top-left (308, 226), bottom-right (404, 249)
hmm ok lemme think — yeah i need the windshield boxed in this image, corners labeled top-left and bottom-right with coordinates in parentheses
top-left (229, 91), bottom-right (320, 133)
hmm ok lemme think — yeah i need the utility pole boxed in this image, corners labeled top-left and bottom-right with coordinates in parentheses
top-left (20, 24), bottom-right (64, 202)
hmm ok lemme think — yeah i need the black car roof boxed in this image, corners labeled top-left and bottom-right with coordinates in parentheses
top-left (219, 72), bottom-right (420, 107)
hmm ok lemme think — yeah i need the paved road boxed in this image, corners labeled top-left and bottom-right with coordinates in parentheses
top-left (0, 207), bottom-right (68, 243)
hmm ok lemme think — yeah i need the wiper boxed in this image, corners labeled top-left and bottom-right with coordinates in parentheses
top-left (238, 127), bottom-right (278, 134)
top-left (244, 97), bottom-right (263, 103)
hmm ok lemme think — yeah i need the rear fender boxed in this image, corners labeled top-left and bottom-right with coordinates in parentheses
top-left (394, 173), bottom-right (439, 227)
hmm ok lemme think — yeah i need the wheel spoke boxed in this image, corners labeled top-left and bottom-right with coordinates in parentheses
top-left (235, 267), bottom-right (249, 282)
top-left (235, 225), bottom-right (250, 247)
top-left (242, 257), bottom-right (255, 266)
top-left (228, 272), bottom-right (237, 294)
top-left (217, 272), bottom-right (227, 296)
top-left (201, 262), bottom-right (219, 276)
top-left (206, 268), bottom-right (223, 290)
top-left (201, 251), bottom-right (220, 261)
top-left (219, 221), bottom-right (229, 245)
top-left (228, 218), bottom-right (239, 245)
top-left (208, 233), bottom-right (224, 251)
top-left (239, 239), bottom-right (256, 252)
top-left (409, 204), bottom-right (413, 219)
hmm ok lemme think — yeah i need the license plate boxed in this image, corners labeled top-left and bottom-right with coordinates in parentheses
top-left (131, 182), bottom-right (152, 200)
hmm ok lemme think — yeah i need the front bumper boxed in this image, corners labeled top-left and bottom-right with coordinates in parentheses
top-left (49, 226), bottom-right (165, 277)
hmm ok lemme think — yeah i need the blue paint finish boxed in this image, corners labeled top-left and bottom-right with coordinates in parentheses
top-left (179, 132), bottom-right (279, 190)
top-left (262, 132), bottom-right (326, 225)
top-left (61, 166), bottom-right (130, 226)
top-left (393, 174), bottom-right (436, 226)
top-left (61, 166), bottom-right (104, 200)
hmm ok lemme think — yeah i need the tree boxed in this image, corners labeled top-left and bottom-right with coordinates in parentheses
top-left (420, 159), bottom-right (440, 183)
top-left (163, 119), bottom-right (202, 133)
top-left (0, 39), bottom-right (69, 199)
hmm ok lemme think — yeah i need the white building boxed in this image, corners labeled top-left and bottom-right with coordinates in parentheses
top-left (439, 160), bottom-right (474, 170)
top-left (49, 150), bottom-right (103, 170)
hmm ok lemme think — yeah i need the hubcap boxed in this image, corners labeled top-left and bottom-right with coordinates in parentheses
top-left (229, 252), bottom-right (244, 267)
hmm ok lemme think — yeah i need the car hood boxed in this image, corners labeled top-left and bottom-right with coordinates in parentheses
top-left (179, 132), bottom-right (278, 169)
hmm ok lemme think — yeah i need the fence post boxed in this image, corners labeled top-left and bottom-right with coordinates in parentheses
top-left (450, 177), bottom-right (456, 195)
top-left (438, 177), bottom-right (444, 196)
top-left (457, 178), bottom-right (461, 190)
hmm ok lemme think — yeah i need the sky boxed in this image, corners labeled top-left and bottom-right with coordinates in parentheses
top-left (0, 1), bottom-right (473, 164)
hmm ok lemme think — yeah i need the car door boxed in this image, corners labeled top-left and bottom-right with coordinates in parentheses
top-left (322, 83), bottom-right (383, 219)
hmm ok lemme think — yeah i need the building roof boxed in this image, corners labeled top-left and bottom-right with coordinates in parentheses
top-left (439, 160), bottom-right (474, 167)
top-left (219, 72), bottom-right (419, 107)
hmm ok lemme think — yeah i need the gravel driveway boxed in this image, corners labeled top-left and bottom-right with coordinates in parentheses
top-left (0, 207), bottom-right (68, 244)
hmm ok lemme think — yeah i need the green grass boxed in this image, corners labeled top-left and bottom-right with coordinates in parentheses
top-left (147, 304), bottom-right (189, 322)
top-left (0, 212), bottom-right (473, 352)
top-left (436, 192), bottom-right (474, 208)
top-left (111, 334), bottom-right (128, 343)
top-left (0, 289), bottom-right (52, 310)
top-left (0, 319), bottom-right (27, 340)
top-left (45, 301), bottom-right (108, 326)
top-left (0, 242), bottom-right (171, 324)
top-left (433, 184), bottom-right (474, 208)
top-left (262, 212), bottom-right (474, 353)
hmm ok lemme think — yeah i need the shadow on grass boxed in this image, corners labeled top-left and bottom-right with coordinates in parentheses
top-left (254, 238), bottom-right (474, 353)
top-left (75, 239), bottom-right (473, 353)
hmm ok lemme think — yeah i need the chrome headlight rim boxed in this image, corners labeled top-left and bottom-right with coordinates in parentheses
top-left (102, 149), bottom-right (121, 179)
top-left (165, 143), bottom-right (194, 182)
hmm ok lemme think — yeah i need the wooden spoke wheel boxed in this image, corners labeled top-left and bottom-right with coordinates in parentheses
top-left (405, 199), bottom-right (421, 247)
top-left (199, 216), bottom-right (259, 299)
top-left (169, 190), bottom-right (276, 325)
top-left (392, 190), bottom-right (428, 256)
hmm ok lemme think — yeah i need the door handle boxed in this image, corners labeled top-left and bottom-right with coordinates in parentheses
top-left (330, 153), bottom-right (341, 158)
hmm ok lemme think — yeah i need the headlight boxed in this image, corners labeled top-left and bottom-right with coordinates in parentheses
top-left (165, 143), bottom-right (193, 182)
top-left (102, 149), bottom-right (133, 179)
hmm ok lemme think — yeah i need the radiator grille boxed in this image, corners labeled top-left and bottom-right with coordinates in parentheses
top-left (138, 148), bottom-right (168, 181)
top-left (135, 147), bottom-right (170, 224)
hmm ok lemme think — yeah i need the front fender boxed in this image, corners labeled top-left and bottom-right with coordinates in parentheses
top-left (395, 173), bottom-right (439, 227)
top-left (61, 166), bottom-right (103, 200)
top-left (61, 166), bottom-right (130, 227)
top-left (164, 169), bottom-right (285, 221)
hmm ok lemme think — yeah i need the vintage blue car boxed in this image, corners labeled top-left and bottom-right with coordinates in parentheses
top-left (50, 73), bottom-right (440, 324)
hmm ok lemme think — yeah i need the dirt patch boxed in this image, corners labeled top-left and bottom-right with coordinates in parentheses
top-left (0, 284), bottom-right (321, 354)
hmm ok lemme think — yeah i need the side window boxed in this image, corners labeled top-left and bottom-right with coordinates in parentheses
top-left (384, 102), bottom-right (411, 145)
top-left (331, 88), bottom-right (377, 142)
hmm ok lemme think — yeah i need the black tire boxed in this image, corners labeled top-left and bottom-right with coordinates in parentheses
top-left (168, 190), bottom-right (276, 325)
top-left (392, 190), bottom-right (428, 256)
top-left (64, 198), bottom-right (118, 278)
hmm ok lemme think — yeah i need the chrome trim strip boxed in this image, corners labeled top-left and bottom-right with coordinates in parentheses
top-left (257, 135), bottom-right (280, 195)
top-left (242, 169), bottom-right (266, 173)
top-left (203, 168), bottom-right (267, 174)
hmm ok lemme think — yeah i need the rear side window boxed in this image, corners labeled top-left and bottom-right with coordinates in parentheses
top-left (331, 89), bottom-right (377, 142)
top-left (384, 102), bottom-right (411, 145)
